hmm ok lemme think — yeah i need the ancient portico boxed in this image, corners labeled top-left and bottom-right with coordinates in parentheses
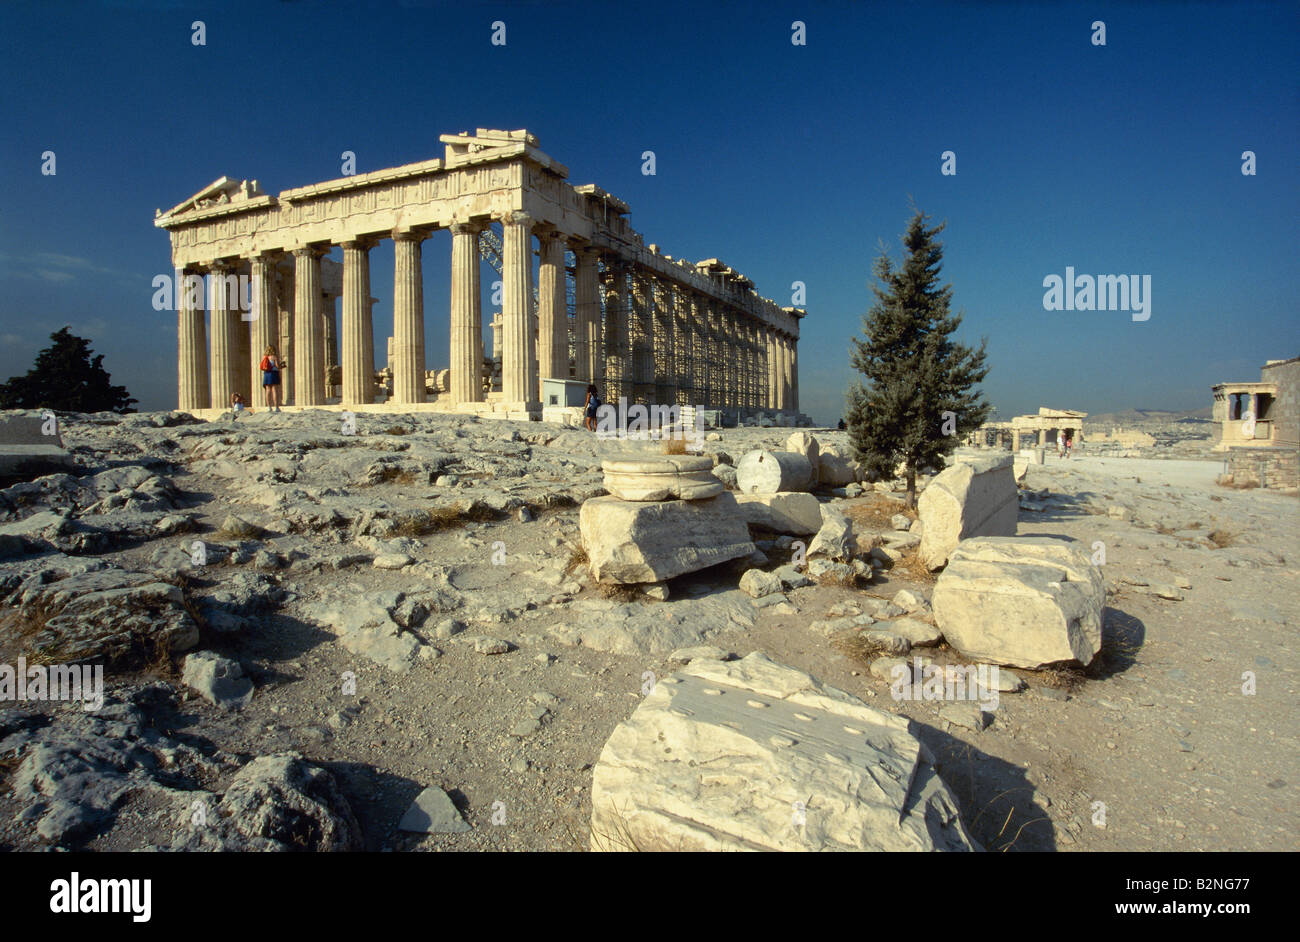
top-left (156, 129), bottom-right (804, 423)
top-left (1212, 356), bottom-right (1299, 489)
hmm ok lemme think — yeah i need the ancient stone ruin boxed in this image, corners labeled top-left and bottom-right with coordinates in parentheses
top-left (1212, 355), bottom-right (1300, 490)
top-left (155, 129), bottom-right (806, 425)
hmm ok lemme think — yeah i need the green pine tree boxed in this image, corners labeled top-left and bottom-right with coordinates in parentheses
top-left (846, 210), bottom-right (991, 508)
top-left (0, 327), bottom-right (137, 413)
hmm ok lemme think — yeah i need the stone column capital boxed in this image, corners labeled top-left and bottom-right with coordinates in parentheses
top-left (449, 220), bottom-right (485, 236)
top-left (291, 245), bottom-right (327, 259)
top-left (391, 229), bottom-right (427, 244)
top-left (502, 211), bottom-right (533, 228)
top-left (340, 238), bottom-right (375, 252)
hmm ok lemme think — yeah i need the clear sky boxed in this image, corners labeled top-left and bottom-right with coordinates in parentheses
top-left (1, 0), bottom-right (1296, 425)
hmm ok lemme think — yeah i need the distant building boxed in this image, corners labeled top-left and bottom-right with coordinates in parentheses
top-left (968, 407), bottom-right (1086, 452)
top-left (1212, 356), bottom-right (1299, 489)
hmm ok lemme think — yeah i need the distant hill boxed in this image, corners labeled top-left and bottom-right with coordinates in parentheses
top-left (1087, 407), bottom-right (1214, 428)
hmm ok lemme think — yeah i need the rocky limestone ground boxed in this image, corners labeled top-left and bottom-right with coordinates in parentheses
top-left (0, 408), bottom-right (1294, 852)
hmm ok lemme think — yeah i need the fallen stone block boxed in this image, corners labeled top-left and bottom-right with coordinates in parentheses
top-left (919, 453), bottom-right (1018, 570)
top-left (932, 536), bottom-right (1105, 669)
top-left (785, 432), bottom-right (820, 475)
top-left (734, 491), bottom-right (823, 535)
top-left (816, 444), bottom-right (861, 486)
top-left (580, 493), bottom-right (755, 584)
top-left (808, 505), bottom-right (857, 561)
top-left (0, 413), bottom-right (75, 484)
top-left (735, 450), bottom-right (813, 495)
top-left (590, 652), bottom-right (978, 851)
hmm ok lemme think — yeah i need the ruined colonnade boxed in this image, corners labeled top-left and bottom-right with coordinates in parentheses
top-left (159, 130), bottom-right (804, 419)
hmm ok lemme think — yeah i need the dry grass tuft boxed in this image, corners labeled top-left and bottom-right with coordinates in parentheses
top-left (844, 494), bottom-right (909, 532)
top-left (1207, 528), bottom-right (1237, 548)
top-left (390, 503), bottom-right (497, 537)
top-left (563, 545), bottom-right (589, 578)
top-left (832, 633), bottom-right (896, 663)
top-left (595, 582), bottom-right (642, 603)
top-left (661, 437), bottom-right (687, 455)
top-left (890, 549), bottom-right (938, 585)
top-left (1029, 664), bottom-right (1086, 690)
top-left (382, 425), bottom-right (409, 435)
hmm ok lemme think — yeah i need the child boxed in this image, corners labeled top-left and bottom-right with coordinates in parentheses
top-left (230, 391), bottom-right (247, 420)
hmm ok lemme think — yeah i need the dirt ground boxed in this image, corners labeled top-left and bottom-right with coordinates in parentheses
top-left (1, 423), bottom-right (1295, 852)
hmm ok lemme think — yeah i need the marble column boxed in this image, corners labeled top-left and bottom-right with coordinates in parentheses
top-left (341, 241), bottom-right (374, 405)
top-left (573, 246), bottom-right (600, 384)
top-left (673, 288), bottom-right (691, 406)
top-left (276, 265), bottom-right (295, 406)
top-left (781, 334), bottom-right (793, 412)
top-left (655, 280), bottom-right (676, 406)
top-left (722, 310), bottom-right (737, 409)
top-left (208, 263), bottom-right (238, 409)
top-left (741, 319), bottom-right (753, 410)
top-left (293, 248), bottom-right (326, 406)
top-left (248, 255), bottom-right (275, 405)
top-left (537, 232), bottom-right (567, 394)
top-left (688, 294), bottom-right (705, 406)
top-left (235, 270), bottom-right (252, 405)
top-left (765, 328), bottom-right (774, 409)
top-left (708, 301), bottom-right (724, 409)
top-left (177, 266), bottom-right (209, 411)
top-left (449, 222), bottom-right (484, 404)
top-left (392, 231), bottom-right (427, 404)
top-left (602, 259), bottom-right (630, 404)
top-left (789, 338), bottom-right (798, 413)
top-left (501, 212), bottom-right (537, 408)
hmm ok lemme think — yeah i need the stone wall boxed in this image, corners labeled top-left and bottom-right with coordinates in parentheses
top-left (1224, 446), bottom-right (1299, 490)
top-left (1261, 358), bottom-right (1300, 450)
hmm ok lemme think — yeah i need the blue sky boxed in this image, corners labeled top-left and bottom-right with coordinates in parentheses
top-left (1, 0), bottom-right (1296, 425)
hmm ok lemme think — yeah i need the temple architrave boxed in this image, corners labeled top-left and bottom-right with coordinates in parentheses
top-left (155, 129), bottom-right (804, 423)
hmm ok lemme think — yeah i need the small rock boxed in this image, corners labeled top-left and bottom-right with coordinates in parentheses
top-left (939, 702), bottom-right (991, 732)
top-left (475, 638), bottom-right (510, 655)
top-left (181, 651), bottom-right (254, 710)
top-left (739, 568), bottom-right (783, 599)
top-left (641, 583), bottom-right (669, 601)
top-left (870, 656), bottom-right (909, 682)
top-left (397, 786), bottom-right (470, 834)
top-left (433, 618), bottom-right (465, 640)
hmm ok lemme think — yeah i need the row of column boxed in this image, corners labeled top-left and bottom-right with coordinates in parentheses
top-left (177, 214), bottom-right (799, 414)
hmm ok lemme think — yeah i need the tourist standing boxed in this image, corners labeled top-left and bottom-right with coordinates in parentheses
top-left (261, 345), bottom-right (283, 412)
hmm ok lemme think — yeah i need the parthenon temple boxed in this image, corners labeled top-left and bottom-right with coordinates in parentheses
top-left (155, 128), bottom-right (805, 424)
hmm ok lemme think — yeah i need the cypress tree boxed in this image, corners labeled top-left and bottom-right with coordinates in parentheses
top-left (846, 210), bottom-right (990, 508)
top-left (0, 327), bottom-right (137, 413)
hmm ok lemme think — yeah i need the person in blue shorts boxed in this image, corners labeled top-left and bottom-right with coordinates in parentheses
top-left (260, 345), bottom-right (283, 412)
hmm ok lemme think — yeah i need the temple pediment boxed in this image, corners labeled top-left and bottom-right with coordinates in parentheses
top-left (156, 176), bottom-right (264, 220)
